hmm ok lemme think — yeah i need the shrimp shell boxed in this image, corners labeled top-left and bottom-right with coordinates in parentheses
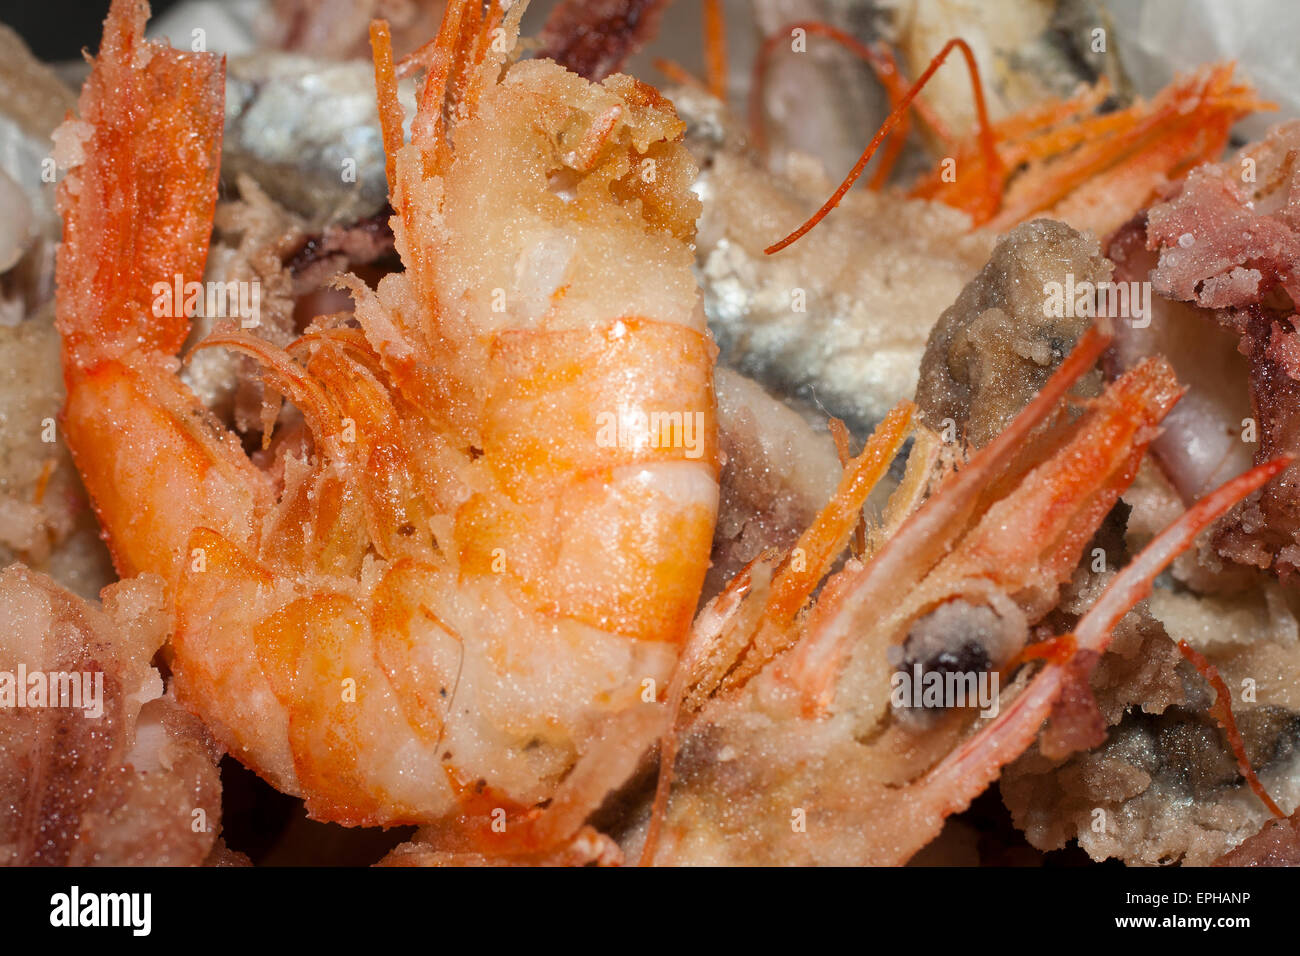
top-left (55, 0), bottom-right (718, 844)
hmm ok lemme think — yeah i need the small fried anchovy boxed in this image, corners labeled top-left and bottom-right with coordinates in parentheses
top-left (672, 83), bottom-right (993, 435)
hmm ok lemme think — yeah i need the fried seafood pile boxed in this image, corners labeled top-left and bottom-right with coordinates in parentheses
top-left (915, 213), bottom-right (1300, 866)
top-left (1, 0), bottom-right (1299, 868)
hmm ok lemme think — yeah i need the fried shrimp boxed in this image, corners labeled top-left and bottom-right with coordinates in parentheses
top-left (55, 0), bottom-right (717, 844)
top-left (635, 323), bottom-right (1287, 865)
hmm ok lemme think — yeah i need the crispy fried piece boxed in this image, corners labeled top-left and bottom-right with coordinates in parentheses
top-left (1147, 122), bottom-right (1300, 310)
top-left (0, 565), bottom-right (224, 865)
top-left (915, 218), bottom-right (1108, 448)
top-left (1004, 568), bottom-right (1300, 866)
top-left (1005, 703), bottom-right (1300, 866)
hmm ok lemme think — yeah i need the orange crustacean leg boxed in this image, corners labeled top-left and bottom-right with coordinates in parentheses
top-left (765, 48), bottom-right (1270, 251)
top-left (984, 65), bottom-right (1271, 235)
top-left (703, 0), bottom-right (728, 101)
top-left (726, 401), bottom-right (914, 692)
top-left (1176, 640), bottom-right (1286, 819)
top-left (652, 0), bottom-right (727, 97)
top-left (369, 20), bottom-right (404, 191)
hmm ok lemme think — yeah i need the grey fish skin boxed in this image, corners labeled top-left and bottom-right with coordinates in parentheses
top-left (223, 53), bottom-right (418, 226)
top-left (674, 84), bottom-right (993, 435)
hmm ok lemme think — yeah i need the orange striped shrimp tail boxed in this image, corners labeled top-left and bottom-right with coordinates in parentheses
top-left (55, 0), bottom-right (223, 373)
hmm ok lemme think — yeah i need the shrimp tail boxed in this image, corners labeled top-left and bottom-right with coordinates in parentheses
top-left (55, 0), bottom-right (268, 581)
top-left (56, 0), bottom-right (223, 373)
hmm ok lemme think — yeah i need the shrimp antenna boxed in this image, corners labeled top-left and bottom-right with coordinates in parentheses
top-left (703, 0), bottom-right (728, 101)
top-left (764, 37), bottom-right (1001, 255)
top-left (1176, 639), bottom-right (1286, 818)
top-left (369, 21), bottom-right (404, 194)
top-left (904, 455), bottom-right (1294, 848)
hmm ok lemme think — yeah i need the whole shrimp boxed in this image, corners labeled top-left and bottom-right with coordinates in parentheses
top-left (56, 0), bottom-right (717, 851)
top-left (635, 324), bottom-right (1289, 865)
